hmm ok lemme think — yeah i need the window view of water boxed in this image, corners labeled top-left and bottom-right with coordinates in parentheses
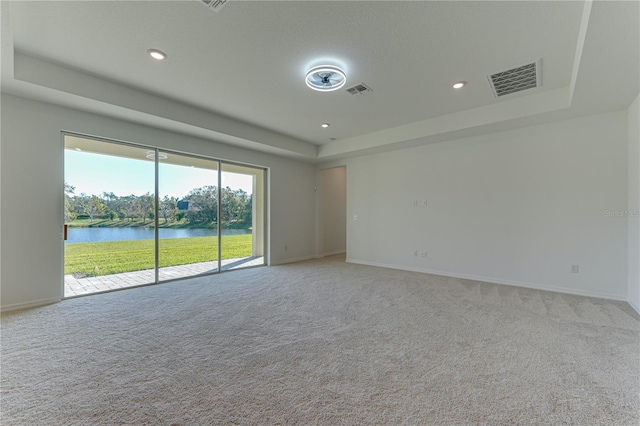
top-left (66, 227), bottom-right (251, 244)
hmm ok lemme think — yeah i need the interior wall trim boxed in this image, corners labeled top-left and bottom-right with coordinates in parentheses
top-left (1, 297), bottom-right (62, 313)
top-left (346, 258), bottom-right (628, 303)
top-left (270, 255), bottom-right (317, 266)
top-left (323, 250), bottom-right (346, 257)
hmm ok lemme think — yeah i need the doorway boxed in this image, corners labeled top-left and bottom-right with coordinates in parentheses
top-left (319, 166), bottom-right (346, 257)
top-left (63, 134), bottom-right (266, 297)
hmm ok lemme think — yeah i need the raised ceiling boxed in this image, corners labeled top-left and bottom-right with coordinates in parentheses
top-left (1, 1), bottom-right (638, 162)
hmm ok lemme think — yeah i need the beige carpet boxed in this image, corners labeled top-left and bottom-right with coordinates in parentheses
top-left (2, 255), bottom-right (639, 425)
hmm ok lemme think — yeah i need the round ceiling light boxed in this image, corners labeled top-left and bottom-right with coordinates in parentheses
top-left (146, 150), bottom-right (168, 160)
top-left (147, 49), bottom-right (167, 60)
top-left (321, 123), bottom-right (330, 128)
top-left (452, 81), bottom-right (466, 89)
top-left (305, 65), bottom-right (347, 92)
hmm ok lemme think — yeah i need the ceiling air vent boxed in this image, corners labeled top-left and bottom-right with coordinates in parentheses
top-left (487, 60), bottom-right (541, 97)
top-left (346, 83), bottom-right (373, 95)
top-left (200, 0), bottom-right (229, 12)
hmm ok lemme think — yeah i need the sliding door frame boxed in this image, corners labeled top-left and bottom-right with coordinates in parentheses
top-left (62, 131), bottom-right (267, 297)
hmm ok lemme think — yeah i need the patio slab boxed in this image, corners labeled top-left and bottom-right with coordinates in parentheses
top-left (64, 257), bottom-right (264, 297)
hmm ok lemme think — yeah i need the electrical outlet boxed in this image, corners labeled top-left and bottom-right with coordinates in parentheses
top-left (422, 200), bottom-right (428, 207)
top-left (413, 200), bottom-right (418, 207)
top-left (571, 264), bottom-right (579, 273)
top-left (421, 251), bottom-right (428, 258)
top-left (284, 245), bottom-right (288, 251)
top-left (414, 250), bottom-right (418, 257)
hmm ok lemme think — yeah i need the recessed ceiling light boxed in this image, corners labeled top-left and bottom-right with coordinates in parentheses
top-left (452, 81), bottom-right (466, 89)
top-left (321, 123), bottom-right (330, 128)
top-left (305, 65), bottom-right (347, 92)
top-left (147, 49), bottom-right (167, 60)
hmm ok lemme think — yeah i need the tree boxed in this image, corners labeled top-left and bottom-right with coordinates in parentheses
top-left (101, 192), bottom-right (121, 221)
top-left (86, 196), bottom-right (104, 224)
top-left (234, 189), bottom-right (250, 224)
top-left (242, 197), bottom-right (252, 226)
top-left (160, 196), bottom-right (177, 224)
top-left (122, 195), bottom-right (138, 222)
top-left (220, 187), bottom-right (251, 225)
top-left (135, 193), bottom-right (154, 225)
top-left (185, 186), bottom-right (218, 224)
top-left (64, 182), bottom-right (77, 222)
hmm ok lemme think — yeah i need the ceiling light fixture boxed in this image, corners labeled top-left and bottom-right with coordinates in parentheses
top-left (74, 147), bottom-right (82, 151)
top-left (321, 123), bottom-right (330, 128)
top-left (452, 81), bottom-right (466, 89)
top-left (146, 150), bottom-right (168, 160)
top-left (147, 49), bottom-right (167, 60)
top-left (305, 65), bottom-right (347, 92)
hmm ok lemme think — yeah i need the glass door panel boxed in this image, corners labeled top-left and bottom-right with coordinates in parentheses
top-left (63, 136), bottom-right (156, 297)
top-left (220, 163), bottom-right (265, 271)
top-left (64, 135), bottom-right (267, 298)
top-left (158, 154), bottom-right (219, 281)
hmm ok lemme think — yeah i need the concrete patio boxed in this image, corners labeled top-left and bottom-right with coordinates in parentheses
top-left (64, 257), bottom-right (264, 297)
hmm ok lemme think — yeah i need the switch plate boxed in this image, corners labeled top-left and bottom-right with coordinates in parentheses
top-left (353, 215), bottom-right (358, 221)
top-left (571, 264), bottom-right (579, 273)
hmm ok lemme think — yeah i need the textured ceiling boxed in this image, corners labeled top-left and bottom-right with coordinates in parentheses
top-left (1, 1), bottom-right (638, 161)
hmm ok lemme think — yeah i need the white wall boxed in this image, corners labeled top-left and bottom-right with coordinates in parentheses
top-left (342, 111), bottom-right (629, 300)
top-left (0, 94), bottom-right (317, 311)
top-left (320, 167), bottom-right (346, 256)
top-left (628, 94), bottom-right (640, 313)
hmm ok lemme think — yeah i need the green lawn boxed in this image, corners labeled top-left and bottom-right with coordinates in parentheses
top-left (65, 234), bottom-right (252, 276)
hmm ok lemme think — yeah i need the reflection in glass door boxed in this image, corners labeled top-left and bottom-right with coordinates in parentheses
top-left (220, 163), bottom-right (265, 271)
top-left (158, 153), bottom-right (219, 281)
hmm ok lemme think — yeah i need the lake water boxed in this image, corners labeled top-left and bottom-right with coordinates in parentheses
top-left (65, 227), bottom-right (250, 243)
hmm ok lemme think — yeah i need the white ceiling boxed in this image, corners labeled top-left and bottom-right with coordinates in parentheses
top-left (1, 1), bottom-right (638, 162)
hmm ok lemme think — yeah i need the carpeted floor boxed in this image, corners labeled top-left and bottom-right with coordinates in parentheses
top-left (2, 255), bottom-right (639, 425)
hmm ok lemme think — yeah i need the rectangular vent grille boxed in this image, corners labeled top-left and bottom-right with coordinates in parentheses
top-left (488, 60), bottom-right (541, 97)
top-left (346, 83), bottom-right (373, 95)
top-left (200, 0), bottom-right (229, 12)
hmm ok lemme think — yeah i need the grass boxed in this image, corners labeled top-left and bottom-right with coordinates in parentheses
top-left (65, 234), bottom-right (252, 276)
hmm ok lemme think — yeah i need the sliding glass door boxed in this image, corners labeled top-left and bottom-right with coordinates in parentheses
top-left (63, 134), bottom-right (266, 298)
top-left (220, 163), bottom-right (265, 271)
top-left (64, 137), bottom-right (157, 296)
top-left (158, 153), bottom-right (220, 281)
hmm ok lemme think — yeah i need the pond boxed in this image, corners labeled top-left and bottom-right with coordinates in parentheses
top-left (65, 227), bottom-right (250, 243)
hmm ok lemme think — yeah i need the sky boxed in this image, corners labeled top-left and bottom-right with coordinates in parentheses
top-left (65, 150), bottom-right (254, 198)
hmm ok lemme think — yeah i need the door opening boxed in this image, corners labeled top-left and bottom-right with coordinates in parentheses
top-left (63, 134), bottom-right (266, 297)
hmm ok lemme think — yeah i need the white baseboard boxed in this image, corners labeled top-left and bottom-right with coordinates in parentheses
top-left (628, 298), bottom-right (640, 315)
top-left (1, 297), bottom-right (61, 313)
top-left (270, 255), bottom-right (317, 266)
top-left (346, 258), bottom-right (627, 302)
top-left (323, 250), bottom-right (346, 257)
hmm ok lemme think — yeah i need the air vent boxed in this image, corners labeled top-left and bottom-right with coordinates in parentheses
top-left (200, 0), bottom-right (229, 12)
top-left (487, 60), bottom-right (541, 97)
top-left (346, 83), bottom-right (373, 95)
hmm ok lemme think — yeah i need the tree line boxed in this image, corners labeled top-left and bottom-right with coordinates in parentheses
top-left (65, 183), bottom-right (252, 227)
